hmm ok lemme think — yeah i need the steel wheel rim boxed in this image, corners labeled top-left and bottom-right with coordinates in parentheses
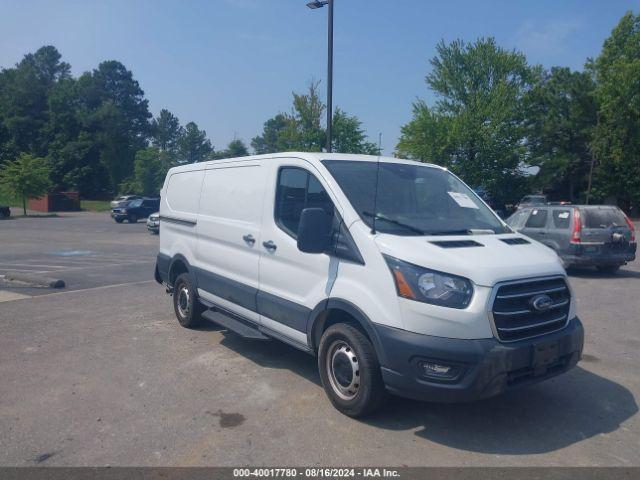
top-left (177, 286), bottom-right (190, 318)
top-left (326, 340), bottom-right (360, 401)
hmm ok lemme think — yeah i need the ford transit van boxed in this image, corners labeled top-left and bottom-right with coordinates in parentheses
top-left (155, 153), bottom-right (584, 417)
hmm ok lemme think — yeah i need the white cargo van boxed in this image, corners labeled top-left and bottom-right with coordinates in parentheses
top-left (155, 153), bottom-right (583, 416)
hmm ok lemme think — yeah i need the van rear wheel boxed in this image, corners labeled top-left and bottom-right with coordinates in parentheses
top-left (172, 273), bottom-right (203, 328)
top-left (318, 323), bottom-right (387, 417)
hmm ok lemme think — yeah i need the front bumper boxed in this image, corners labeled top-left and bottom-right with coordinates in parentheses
top-left (147, 221), bottom-right (159, 232)
top-left (375, 317), bottom-right (583, 403)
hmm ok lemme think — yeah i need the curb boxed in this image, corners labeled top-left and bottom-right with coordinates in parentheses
top-left (1, 273), bottom-right (65, 289)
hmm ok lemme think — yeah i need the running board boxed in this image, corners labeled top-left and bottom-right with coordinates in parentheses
top-left (201, 309), bottom-right (269, 340)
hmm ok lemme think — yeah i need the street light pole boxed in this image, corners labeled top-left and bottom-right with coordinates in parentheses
top-left (326, 0), bottom-right (334, 153)
top-left (307, 0), bottom-right (334, 152)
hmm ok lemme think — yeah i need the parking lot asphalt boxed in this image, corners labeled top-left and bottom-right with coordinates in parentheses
top-left (0, 213), bottom-right (638, 466)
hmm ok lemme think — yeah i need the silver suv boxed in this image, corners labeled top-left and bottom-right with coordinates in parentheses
top-left (507, 205), bottom-right (637, 273)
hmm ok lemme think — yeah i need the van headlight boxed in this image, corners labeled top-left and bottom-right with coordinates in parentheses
top-left (384, 255), bottom-right (473, 309)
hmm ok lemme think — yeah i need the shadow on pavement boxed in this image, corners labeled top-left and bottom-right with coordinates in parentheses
top-left (364, 366), bottom-right (637, 454)
top-left (217, 332), bottom-right (637, 455)
top-left (218, 331), bottom-right (321, 386)
top-left (568, 266), bottom-right (640, 279)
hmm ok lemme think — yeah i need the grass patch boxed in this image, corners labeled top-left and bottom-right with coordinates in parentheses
top-left (81, 200), bottom-right (111, 212)
top-left (0, 193), bottom-right (21, 208)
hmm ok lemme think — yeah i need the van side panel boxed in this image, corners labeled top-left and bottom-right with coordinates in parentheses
top-left (194, 164), bottom-right (267, 320)
top-left (159, 168), bottom-right (205, 279)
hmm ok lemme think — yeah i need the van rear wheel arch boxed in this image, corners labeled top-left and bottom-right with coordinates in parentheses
top-left (168, 255), bottom-right (192, 288)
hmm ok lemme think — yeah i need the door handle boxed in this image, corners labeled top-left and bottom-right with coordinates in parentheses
top-left (262, 240), bottom-right (277, 251)
top-left (243, 234), bottom-right (255, 245)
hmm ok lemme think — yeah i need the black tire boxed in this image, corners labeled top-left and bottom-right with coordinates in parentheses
top-left (115, 218), bottom-right (124, 224)
top-left (172, 273), bottom-right (203, 328)
top-left (597, 265), bottom-right (620, 274)
top-left (318, 323), bottom-right (387, 417)
top-left (128, 214), bottom-right (138, 223)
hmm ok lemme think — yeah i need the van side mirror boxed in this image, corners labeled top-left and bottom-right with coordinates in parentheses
top-left (297, 208), bottom-right (332, 254)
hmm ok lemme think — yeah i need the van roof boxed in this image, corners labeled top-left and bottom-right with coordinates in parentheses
top-left (167, 152), bottom-right (443, 174)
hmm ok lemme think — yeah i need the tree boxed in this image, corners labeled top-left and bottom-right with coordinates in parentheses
top-left (397, 38), bottom-right (536, 205)
top-left (397, 101), bottom-right (452, 162)
top-left (332, 108), bottom-right (380, 154)
top-left (252, 82), bottom-right (378, 154)
top-left (130, 147), bottom-right (164, 196)
top-left (74, 61), bottom-right (152, 192)
top-left (152, 109), bottom-right (182, 154)
top-left (251, 114), bottom-right (290, 154)
top-left (0, 46), bottom-right (71, 162)
top-left (0, 153), bottom-right (52, 215)
top-left (524, 67), bottom-right (597, 201)
top-left (286, 81), bottom-right (326, 151)
top-left (589, 11), bottom-right (640, 210)
top-left (178, 122), bottom-right (212, 163)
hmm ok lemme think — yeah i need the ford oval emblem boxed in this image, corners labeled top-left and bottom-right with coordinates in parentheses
top-left (531, 294), bottom-right (553, 312)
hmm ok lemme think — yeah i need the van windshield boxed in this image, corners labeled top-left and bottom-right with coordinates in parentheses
top-left (322, 160), bottom-right (508, 236)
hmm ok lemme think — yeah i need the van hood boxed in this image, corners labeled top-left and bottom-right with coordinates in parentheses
top-left (373, 232), bottom-right (564, 287)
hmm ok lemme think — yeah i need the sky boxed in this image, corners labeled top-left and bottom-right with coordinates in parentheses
top-left (1, 0), bottom-right (639, 154)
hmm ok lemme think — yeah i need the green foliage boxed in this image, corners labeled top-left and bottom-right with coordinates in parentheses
top-left (590, 11), bottom-right (640, 209)
top-left (119, 146), bottom-right (172, 196)
top-left (523, 67), bottom-right (597, 202)
top-left (80, 200), bottom-right (111, 212)
top-left (0, 46), bottom-right (70, 161)
top-left (0, 153), bottom-right (52, 215)
top-left (398, 38), bottom-right (536, 205)
top-left (212, 139), bottom-right (250, 159)
top-left (332, 108), bottom-right (380, 155)
top-left (178, 122), bottom-right (212, 163)
top-left (152, 109), bottom-right (183, 154)
top-left (0, 46), bottom-right (213, 199)
top-left (76, 61), bottom-right (152, 191)
top-left (252, 82), bottom-right (378, 155)
top-left (251, 114), bottom-right (290, 154)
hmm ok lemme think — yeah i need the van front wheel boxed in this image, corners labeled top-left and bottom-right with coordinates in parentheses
top-left (172, 273), bottom-right (203, 328)
top-left (318, 323), bottom-right (387, 417)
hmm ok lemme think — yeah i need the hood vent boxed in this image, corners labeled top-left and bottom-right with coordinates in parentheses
top-left (500, 237), bottom-right (530, 245)
top-left (429, 240), bottom-right (484, 248)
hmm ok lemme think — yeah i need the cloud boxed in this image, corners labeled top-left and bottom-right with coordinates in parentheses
top-left (515, 18), bottom-right (585, 58)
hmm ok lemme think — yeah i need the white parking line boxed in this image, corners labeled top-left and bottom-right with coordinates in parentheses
top-left (0, 290), bottom-right (33, 303)
top-left (0, 260), bottom-right (153, 274)
top-left (38, 280), bottom-right (156, 297)
top-left (0, 263), bottom-right (68, 269)
top-left (0, 280), bottom-right (156, 303)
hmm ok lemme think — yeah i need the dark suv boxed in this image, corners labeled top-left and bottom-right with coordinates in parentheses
top-left (111, 197), bottom-right (160, 224)
top-left (506, 205), bottom-right (637, 273)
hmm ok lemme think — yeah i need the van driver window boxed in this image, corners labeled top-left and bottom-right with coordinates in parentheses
top-left (275, 167), bottom-right (334, 238)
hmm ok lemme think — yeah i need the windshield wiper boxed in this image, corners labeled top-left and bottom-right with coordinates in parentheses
top-left (361, 211), bottom-right (426, 235)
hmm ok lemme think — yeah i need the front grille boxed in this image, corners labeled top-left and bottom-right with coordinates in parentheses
top-left (491, 277), bottom-right (571, 342)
